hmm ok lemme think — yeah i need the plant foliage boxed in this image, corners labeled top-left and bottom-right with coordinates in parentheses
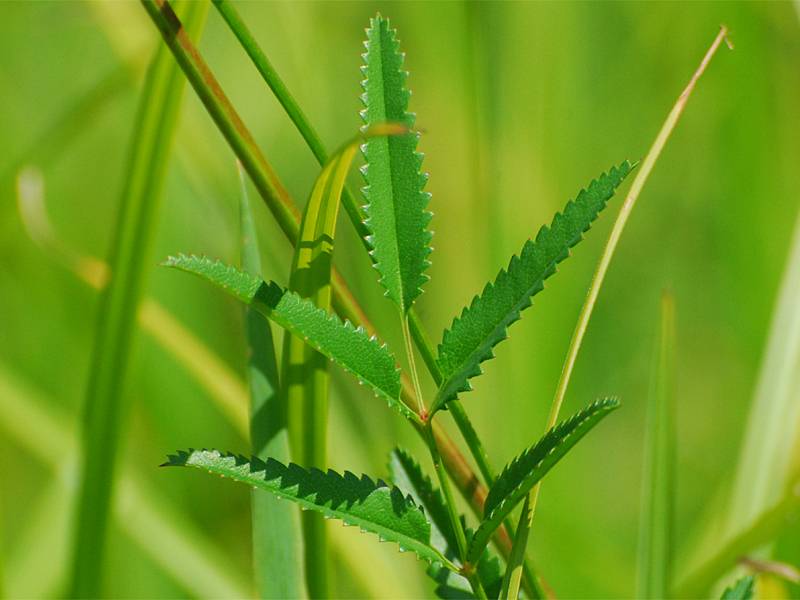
top-left (467, 398), bottom-right (620, 563)
top-left (164, 449), bottom-right (452, 568)
top-left (433, 163), bottom-right (633, 412)
top-left (720, 576), bottom-right (755, 600)
top-left (361, 15), bottom-right (432, 315)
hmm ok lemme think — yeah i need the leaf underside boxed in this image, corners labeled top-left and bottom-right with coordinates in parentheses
top-left (389, 448), bottom-right (503, 597)
top-left (434, 162), bottom-right (634, 411)
top-left (165, 449), bottom-right (448, 567)
top-left (361, 14), bottom-right (432, 314)
top-left (467, 398), bottom-right (621, 563)
top-left (720, 576), bottom-right (755, 600)
top-left (164, 255), bottom-right (413, 421)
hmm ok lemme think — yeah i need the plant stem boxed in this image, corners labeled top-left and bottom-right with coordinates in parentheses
top-left (501, 495), bottom-right (534, 599)
top-left (68, 3), bottom-right (208, 596)
top-left (403, 315), bottom-right (427, 418)
top-left (424, 423), bottom-right (487, 600)
top-left (525, 23), bottom-right (731, 534)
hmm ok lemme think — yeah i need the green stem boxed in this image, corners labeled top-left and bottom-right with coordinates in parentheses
top-left (501, 495), bottom-right (534, 599)
top-left (68, 3), bottom-right (208, 596)
top-left (424, 423), bottom-right (487, 600)
top-left (402, 315), bottom-right (427, 418)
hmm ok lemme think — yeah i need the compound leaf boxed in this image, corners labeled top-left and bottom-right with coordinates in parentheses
top-left (361, 14), bottom-right (432, 314)
top-left (164, 256), bottom-right (415, 422)
top-left (165, 449), bottom-right (451, 568)
top-left (467, 398), bottom-right (620, 563)
top-left (433, 163), bottom-right (633, 412)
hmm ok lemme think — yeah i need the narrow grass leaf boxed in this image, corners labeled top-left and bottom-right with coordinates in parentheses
top-left (361, 15), bottom-right (432, 314)
top-left (238, 166), bottom-right (306, 599)
top-left (637, 292), bottom-right (676, 599)
top-left (163, 256), bottom-right (414, 422)
top-left (720, 576), bottom-right (755, 600)
top-left (164, 449), bottom-right (452, 568)
top-left (467, 398), bottom-right (620, 563)
top-left (68, 3), bottom-right (208, 596)
top-left (434, 163), bottom-right (633, 413)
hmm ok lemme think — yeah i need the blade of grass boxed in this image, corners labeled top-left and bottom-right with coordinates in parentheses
top-left (674, 480), bottom-right (800, 598)
top-left (238, 164), bottom-right (306, 598)
top-left (726, 210), bottom-right (800, 535)
top-left (140, 0), bottom-right (525, 576)
top-left (637, 292), bottom-right (677, 599)
top-left (0, 362), bottom-right (249, 599)
top-left (69, 4), bottom-right (210, 595)
top-left (504, 27), bottom-right (731, 600)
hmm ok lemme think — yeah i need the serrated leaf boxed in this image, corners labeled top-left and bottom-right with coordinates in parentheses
top-left (428, 552), bottom-right (503, 599)
top-left (720, 576), bottom-right (755, 600)
top-left (467, 398), bottom-right (620, 563)
top-left (165, 449), bottom-right (451, 568)
top-left (164, 256), bottom-right (416, 422)
top-left (433, 163), bottom-right (633, 412)
top-left (361, 14), bottom-right (432, 314)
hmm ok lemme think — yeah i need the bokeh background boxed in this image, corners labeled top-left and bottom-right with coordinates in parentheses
top-left (2, 1), bottom-right (800, 598)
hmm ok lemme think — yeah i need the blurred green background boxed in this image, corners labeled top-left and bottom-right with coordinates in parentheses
top-left (2, 1), bottom-right (800, 598)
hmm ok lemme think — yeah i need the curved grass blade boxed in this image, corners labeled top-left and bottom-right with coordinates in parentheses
top-left (468, 398), bottom-right (620, 563)
top-left (637, 292), bottom-right (676, 599)
top-left (361, 15), bottom-right (432, 314)
top-left (165, 449), bottom-right (455, 569)
top-left (282, 125), bottom-right (403, 596)
top-left (433, 163), bottom-right (633, 413)
top-left (163, 256), bottom-right (416, 423)
top-left (721, 576), bottom-right (755, 600)
top-left (238, 165), bottom-right (306, 598)
top-left (68, 3), bottom-right (209, 596)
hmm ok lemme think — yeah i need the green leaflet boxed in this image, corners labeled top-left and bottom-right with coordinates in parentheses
top-left (361, 15), bottom-right (432, 314)
top-left (238, 166), bottom-right (306, 599)
top-left (720, 576), bottom-right (755, 600)
top-left (467, 398), bottom-right (620, 563)
top-left (164, 449), bottom-right (452, 568)
top-left (163, 256), bottom-right (415, 422)
top-left (389, 449), bottom-right (503, 598)
top-left (433, 163), bottom-right (633, 413)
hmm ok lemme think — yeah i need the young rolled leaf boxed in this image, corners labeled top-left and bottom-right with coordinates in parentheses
top-left (361, 14), bottom-right (432, 314)
top-left (467, 398), bottom-right (621, 563)
top-left (390, 447), bottom-right (457, 554)
top-left (433, 163), bottom-right (633, 413)
top-left (720, 576), bottom-right (755, 600)
top-left (389, 448), bottom-right (503, 597)
top-left (163, 256), bottom-right (414, 422)
top-left (164, 449), bottom-right (453, 569)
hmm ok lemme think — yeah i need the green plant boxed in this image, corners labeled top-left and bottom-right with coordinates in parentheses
top-left (161, 14), bottom-right (633, 598)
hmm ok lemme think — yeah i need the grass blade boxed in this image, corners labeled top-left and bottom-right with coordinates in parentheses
top-left (469, 399), bottom-right (620, 564)
top-left (282, 129), bottom-right (399, 596)
top-left (239, 166), bottom-right (306, 598)
top-left (727, 210), bottom-right (800, 535)
top-left (434, 163), bottom-right (633, 413)
top-left (164, 449), bottom-right (456, 570)
top-left (637, 292), bottom-right (677, 598)
top-left (68, 3), bottom-right (209, 595)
